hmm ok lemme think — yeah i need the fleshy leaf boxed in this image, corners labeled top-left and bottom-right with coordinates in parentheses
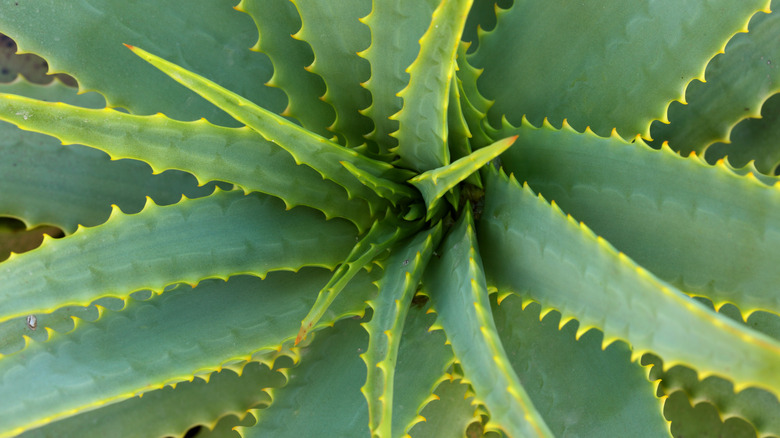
top-left (125, 45), bottom-right (396, 215)
top-left (706, 93), bottom-right (780, 175)
top-left (478, 167), bottom-right (780, 396)
top-left (650, 7), bottom-right (780, 157)
top-left (470, 0), bottom-right (769, 139)
top-left (289, 0), bottom-right (374, 149)
top-left (0, 190), bottom-right (357, 324)
top-left (0, 92), bottom-right (374, 231)
top-left (340, 160), bottom-right (419, 207)
top-left (246, 315), bottom-right (370, 437)
top-left (407, 376), bottom-right (480, 438)
top-left (0, 270), bottom-right (377, 437)
top-left (423, 208), bottom-right (554, 437)
top-left (296, 213), bottom-right (420, 344)
top-left (0, 0), bottom-right (286, 124)
top-left (239, 0), bottom-right (335, 139)
top-left (495, 118), bottom-right (780, 316)
top-left (359, 0), bottom-right (439, 154)
top-left (391, 0), bottom-right (473, 171)
top-left (493, 296), bottom-right (670, 437)
top-left (361, 225), bottom-right (444, 437)
top-left (408, 135), bottom-right (515, 209)
top-left (18, 360), bottom-right (285, 438)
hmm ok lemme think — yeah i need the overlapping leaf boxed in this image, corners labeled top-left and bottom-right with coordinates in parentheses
top-left (470, 0), bottom-right (769, 139)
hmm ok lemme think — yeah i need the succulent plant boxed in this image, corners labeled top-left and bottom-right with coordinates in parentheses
top-left (0, 0), bottom-right (779, 437)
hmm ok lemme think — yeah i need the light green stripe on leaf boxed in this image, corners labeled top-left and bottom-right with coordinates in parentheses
top-left (0, 92), bottom-right (373, 231)
top-left (408, 135), bottom-right (515, 209)
top-left (0, 270), bottom-right (377, 438)
top-left (470, 0), bottom-right (769, 139)
top-left (361, 225), bottom-right (445, 437)
top-left (125, 45), bottom-right (394, 216)
top-left (495, 118), bottom-right (780, 316)
top-left (478, 167), bottom-right (780, 397)
top-left (0, 190), bottom-right (357, 325)
top-left (423, 208), bottom-right (553, 438)
top-left (391, 0), bottom-right (473, 171)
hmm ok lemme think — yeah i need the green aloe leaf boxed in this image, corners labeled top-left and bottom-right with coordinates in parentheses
top-left (407, 376), bottom-right (480, 438)
top-left (245, 315), bottom-right (371, 437)
top-left (0, 270), bottom-right (377, 438)
top-left (454, 44), bottom-right (494, 150)
top-left (359, 0), bottom-right (439, 154)
top-left (0, 0), bottom-right (286, 124)
top-left (341, 160), bottom-right (419, 207)
top-left (470, 0), bottom-right (769, 139)
top-left (478, 167), bottom-right (780, 396)
top-left (408, 135), bottom-right (515, 209)
top-left (0, 79), bottom-right (218, 232)
top-left (651, 6), bottom-right (780, 158)
top-left (646, 301), bottom-right (780, 438)
top-left (361, 225), bottom-right (445, 437)
top-left (493, 296), bottom-right (669, 437)
top-left (391, 0), bottom-right (473, 171)
top-left (239, 0), bottom-right (335, 140)
top-left (289, 0), bottom-right (374, 149)
top-left (495, 119), bottom-right (780, 316)
top-left (706, 93), bottom-right (780, 175)
top-left (18, 359), bottom-right (286, 438)
top-left (0, 190), bottom-right (357, 325)
top-left (296, 213), bottom-right (420, 344)
top-left (247, 302), bottom-right (450, 438)
top-left (424, 207), bottom-right (553, 437)
top-left (0, 92), bottom-right (374, 231)
top-left (126, 44), bottom-right (396, 217)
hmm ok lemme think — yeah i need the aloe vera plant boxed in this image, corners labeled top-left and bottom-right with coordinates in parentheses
top-left (1, 0), bottom-right (779, 437)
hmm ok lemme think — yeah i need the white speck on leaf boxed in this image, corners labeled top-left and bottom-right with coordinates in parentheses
top-left (26, 315), bottom-right (37, 330)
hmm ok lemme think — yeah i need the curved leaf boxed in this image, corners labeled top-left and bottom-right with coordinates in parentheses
top-left (359, 0), bottom-right (438, 154)
top-left (126, 45), bottom-right (394, 217)
top-left (651, 7), bottom-right (780, 157)
top-left (18, 360), bottom-right (285, 438)
top-left (496, 118), bottom-right (780, 317)
top-left (0, 270), bottom-right (377, 437)
top-left (470, 0), bottom-right (769, 139)
top-left (391, 0), bottom-right (473, 171)
top-left (361, 225), bottom-right (445, 437)
top-left (478, 168), bottom-right (780, 397)
top-left (493, 297), bottom-right (669, 437)
top-left (0, 190), bottom-right (357, 324)
top-left (424, 208), bottom-right (553, 437)
top-left (408, 135), bottom-right (515, 209)
top-left (0, 0), bottom-right (286, 124)
top-left (407, 376), bottom-right (480, 438)
top-left (296, 213), bottom-right (420, 344)
top-left (239, 0), bottom-right (335, 139)
top-left (290, 0), bottom-right (374, 149)
top-left (706, 92), bottom-right (780, 175)
top-left (0, 92), bottom-right (373, 230)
